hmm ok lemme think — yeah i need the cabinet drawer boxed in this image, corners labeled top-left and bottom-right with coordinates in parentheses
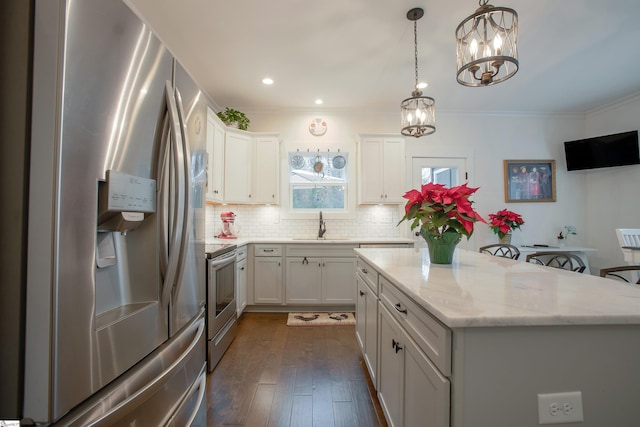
top-left (379, 275), bottom-right (451, 376)
top-left (236, 245), bottom-right (247, 261)
top-left (285, 244), bottom-right (357, 258)
top-left (254, 244), bottom-right (282, 257)
top-left (356, 258), bottom-right (377, 294)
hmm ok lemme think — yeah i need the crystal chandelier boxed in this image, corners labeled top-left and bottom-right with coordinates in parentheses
top-left (455, 0), bottom-right (518, 87)
top-left (400, 8), bottom-right (435, 138)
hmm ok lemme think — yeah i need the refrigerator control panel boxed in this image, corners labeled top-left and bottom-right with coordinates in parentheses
top-left (102, 170), bottom-right (156, 212)
top-left (98, 170), bottom-right (156, 232)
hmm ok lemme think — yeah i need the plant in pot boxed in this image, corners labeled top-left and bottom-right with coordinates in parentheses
top-left (216, 107), bottom-right (250, 130)
top-left (398, 183), bottom-right (485, 264)
top-left (488, 209), bottom-right (524, 244)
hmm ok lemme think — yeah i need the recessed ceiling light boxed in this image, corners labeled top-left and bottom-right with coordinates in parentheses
top-left (315, 99), bottom-right (323, 105)
top-left (262, 77), bottom-right (274, 85)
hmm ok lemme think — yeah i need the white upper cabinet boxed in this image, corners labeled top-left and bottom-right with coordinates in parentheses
top-left (358, 135), bottom-right (406, 204)
top-left (252, 135), bottom-right (280, 204)
top-left (222, 131), bottom-right (280, 204)
top-left (205, 108), bottom-right (225, 203)
top-left (223, 130), bottom-right (253, 203)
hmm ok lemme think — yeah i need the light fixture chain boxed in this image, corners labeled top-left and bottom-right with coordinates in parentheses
top-left (414, 20), bottom-right (419, 87)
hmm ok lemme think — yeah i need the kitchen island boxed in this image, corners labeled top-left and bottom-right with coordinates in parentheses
top-left (354, 247), bottom-right (640, 427)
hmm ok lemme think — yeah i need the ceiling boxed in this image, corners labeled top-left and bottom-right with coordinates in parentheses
top-left (126, 0), bottom-right (640, 115)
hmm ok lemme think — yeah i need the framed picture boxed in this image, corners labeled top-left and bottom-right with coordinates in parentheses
top-left (503, 160), bottom-right (556, 202)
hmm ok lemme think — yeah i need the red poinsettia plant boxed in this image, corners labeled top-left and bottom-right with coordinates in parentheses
top-left (399, 183), bottom-right (485, 239)
top-left (488, 209), bottom-right (525, 239)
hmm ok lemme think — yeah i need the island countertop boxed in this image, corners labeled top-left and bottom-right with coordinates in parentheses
top-left (354, 247), bottom-right (640, 328)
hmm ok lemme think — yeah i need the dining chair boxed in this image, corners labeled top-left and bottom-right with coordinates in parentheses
top-left (615, 228), bottom-right (640, 265)
top-left (599, 265), bottom-right (640, 284)
top-left (479, 244), bottom-right (521, 260)
top-left (525, 251), bottom-right (586, 273)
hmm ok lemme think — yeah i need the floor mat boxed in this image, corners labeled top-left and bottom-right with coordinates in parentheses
top-left (286, 312), bottom-right (355, 327)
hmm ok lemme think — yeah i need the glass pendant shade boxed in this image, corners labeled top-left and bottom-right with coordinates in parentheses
top-left (456, 0), bottom-right (518, 87)
top-left (401, 91), bottom-right (435, 137)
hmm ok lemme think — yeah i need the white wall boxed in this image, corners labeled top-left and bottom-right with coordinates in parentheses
top-left (210, 96), bottom-right (640, 274)
top-left (583, 94), bottom-right (640, 273)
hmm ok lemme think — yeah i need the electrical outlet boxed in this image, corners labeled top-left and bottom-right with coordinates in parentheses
top-left (537, 391), bottom-right (583, 424)
top-left (378, 214), bottom-right (393, 223)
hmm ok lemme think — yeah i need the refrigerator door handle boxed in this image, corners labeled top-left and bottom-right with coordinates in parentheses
top-left (170, 87), bottom-right (193, 303)
top-left (167, 369), bottom-right (207, 427)
top-left (161, 80), bottom-right (186, 307)
top-left (85, 316), bottom-right (205, 427)
top-left (157, 114), bottom-right (170, 280)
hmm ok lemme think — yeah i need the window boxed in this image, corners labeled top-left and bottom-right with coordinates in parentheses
top-left (289, 151), bottom-right (348, 211)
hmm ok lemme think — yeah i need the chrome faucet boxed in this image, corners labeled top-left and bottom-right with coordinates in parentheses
top-left (318, 211), bottom-right (327, 239)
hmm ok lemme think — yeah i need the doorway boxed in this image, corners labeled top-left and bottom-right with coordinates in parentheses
top-left (410, 157), bottom-right (470, 248)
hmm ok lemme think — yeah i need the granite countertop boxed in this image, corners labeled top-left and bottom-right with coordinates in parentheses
top-left (354, 247), bottom-right (640, 328)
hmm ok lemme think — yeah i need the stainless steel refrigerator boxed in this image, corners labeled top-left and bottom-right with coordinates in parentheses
top-left (1, 0), bottom-right (208, 425)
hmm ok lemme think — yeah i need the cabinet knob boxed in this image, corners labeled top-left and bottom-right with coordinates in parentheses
top-left (359, 290), bottom-right (365, 297)
top-left (361, 268), bottom-right (368, 274)
top-left (394, 303), bottom-right (408, 315)
top-left (392, 338), bottom-right (403, 353)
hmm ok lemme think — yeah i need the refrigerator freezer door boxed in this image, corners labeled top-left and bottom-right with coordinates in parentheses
top-left (53, 313), bottom-right (206, 426)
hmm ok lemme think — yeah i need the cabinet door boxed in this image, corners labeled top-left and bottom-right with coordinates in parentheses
top-left (378, 304), bottom-right (404, 427)
top-left (359, 136), bottom-right (405, 204)
top-left (379, 303), bottom-right (451, 427)
top-left (381, 138), bottom-right (405, 203)
top-left (403, 333), bottom-right (450, 427)
top-left (359, 137), bottom-right (384, 203)
top-left (356, 275), bottom-right (378, 388)
top-left (253, 136), bottom-right (279, 204)
top-left (285, 257), bottom-right (321, 304)
top-left (206, 110), bottom-right (225, 203)
top-left (223, 131), bottom-right (252, 203)
top-left (322, 257), bottom-right (356, 304)
top-left (253, 257), bottom-right (282, 303)
top-left (236, 257), bottom-right (247, 315)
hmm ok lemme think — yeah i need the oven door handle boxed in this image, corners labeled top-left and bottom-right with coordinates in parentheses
top-left (209, 252), bottom-right (237, 270)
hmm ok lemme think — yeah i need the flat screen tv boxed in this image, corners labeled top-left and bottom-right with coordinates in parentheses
top-left (564, 130), bottom-right (639, 171)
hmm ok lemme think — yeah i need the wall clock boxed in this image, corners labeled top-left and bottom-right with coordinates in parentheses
top-left (308, 118), bottom-right (327, 136)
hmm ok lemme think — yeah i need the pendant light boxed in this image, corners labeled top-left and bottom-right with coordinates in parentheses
top-left (400, 8), bottom-right (435, 138)
top-left (455, 0), bottom-right (518, 87)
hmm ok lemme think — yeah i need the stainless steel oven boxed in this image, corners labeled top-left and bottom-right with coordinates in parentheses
top-left (206, 244), bottom-right (237, 371)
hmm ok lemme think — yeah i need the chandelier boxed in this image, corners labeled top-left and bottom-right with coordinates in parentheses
top-left (400, 8), bottom-right (435, 138)
top-left (455, 0), bottom-right (518, 87)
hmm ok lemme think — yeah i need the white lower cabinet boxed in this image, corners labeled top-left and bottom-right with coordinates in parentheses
top-left (284, 245), bottom-right (357, 305)
top-left (253, 245), bottom-right (283, 304)
top-left (285, 257), bottom-right (356, 304)
top-left (322, 258), bottom-right (356, 303)
top-left (356, 255), bottom-right (451, 427)
top-left (378, 303), bottom-right (450, 427)
top-left (235, 245), bottom-right (247, 315)
top-left (356, 273), bottom-right (378, 387)
top-left (285, 257), bottom-right (322, 304)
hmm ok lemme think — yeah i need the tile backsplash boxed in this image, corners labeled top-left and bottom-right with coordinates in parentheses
top-left (205, 204), bottom-right (404, 240)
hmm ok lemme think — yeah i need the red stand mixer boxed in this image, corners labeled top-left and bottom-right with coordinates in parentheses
top-left (217, 211), bottom-right (238, 239)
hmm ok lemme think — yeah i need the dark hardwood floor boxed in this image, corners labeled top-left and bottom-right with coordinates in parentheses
top-left (205, 312), bottom-right (387, 427)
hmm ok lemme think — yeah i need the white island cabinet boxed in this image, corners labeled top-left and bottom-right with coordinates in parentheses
top-left (355, 247), bottom-right (640, 427)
